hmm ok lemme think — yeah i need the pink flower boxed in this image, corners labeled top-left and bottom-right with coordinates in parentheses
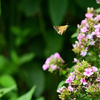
top-left (85, 13), bottom-right (93, 19)
top-left (74, 58), bottom-right (79, 63)
top-left (97, 32), bottom-right (100, 38)
top-left (77, 34), bottom-right (82, 40)
top-left (42, 64), bottom-right (49, 70)
top-left (45, 58), bottom-right (50, 64)
top-left (57, 86), bottom-right (66, 93)
top-left (57, 88), bottom-right (61, 93)
top-left (54, 52), bottom-right (60, 58)
top-left (99, 55), bottom-right (100, 57)
top-left (65, 76), bottom-right (74, 83)
top-left (86, 23), bottom-right (89, 27)
top-left (92, 66), bottom-right (98, 72)
top-left (94, 24), bottom-right (100, 29)
top-left (51, 64), bottom-right (57, 70)
top-left (68, 86), bottom-right (73, 91)
top-left (97, 77), bottom-right (100, 82)
top-left (81, 26), bottom-right (88, 33)
top-left (80, 78), bottom-right (87, 85)
top-left (81, 20), bottom-right (87, 25)
top-left (83, 68), bottom-right (93, 77)
top-left (96, 14), bottom-right (100, 20)
top-left (73, 98), bottom-right (76, 100)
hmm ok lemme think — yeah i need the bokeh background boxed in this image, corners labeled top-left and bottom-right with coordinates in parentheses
top-left (0, 0), bottom-right (99, 100)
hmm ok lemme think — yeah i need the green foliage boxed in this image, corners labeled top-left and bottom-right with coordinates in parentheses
top-left (71, 29), bottom-right (79, 38)
top-left (0, 85), bottom-right (16, 97)
top-left (0, 74), bottom-right (16, 87)
top-left (49, 0), bottom-right (68, 25)
top-left (57, 80), bottom-right (66, 90)
top-left (20, 62), bottom-right (45, 97)
top-left (17, 86), bottom-right (36, 100)
top-left (35, 97), bottom-right (44, 100)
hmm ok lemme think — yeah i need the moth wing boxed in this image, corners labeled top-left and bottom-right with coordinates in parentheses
top-left (53, 26), bottom-right (59, 32)
top-left (53, 26), bottom-right (64, 35)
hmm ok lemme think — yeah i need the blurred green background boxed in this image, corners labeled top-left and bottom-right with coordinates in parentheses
top-left (0, 0), bottom-right (99, 100)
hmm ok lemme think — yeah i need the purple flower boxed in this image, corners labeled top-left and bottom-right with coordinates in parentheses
top-left (90, 41), bottom-right (95, 45)
top-left (80, 50), bottom-right (87, 57)
top-left (86, 34), bottom-right (92, 39)
top-left (68, 86), bottom-right (73, 91)
top-left (83, 68), bottom-right (93, 77)
top-left (42, 64), bottom-right (49, 70)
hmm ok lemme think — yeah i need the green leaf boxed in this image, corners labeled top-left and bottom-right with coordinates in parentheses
top-left (0, 85), bottom-right (16, 97)
top-left (49, 0), bottom-right (68, 25)
top-left (17, 85), bottom-right (36, 100)
top-left (20, 62), bottom-right (45, 97)
top-left (19, 0), bottom-right (42, 16)
top-left (96, 8), bottom-right (100, 13)
top-left (11, 26), bottom-right (31, 37)
top-left (0, 74), bottom-right (16, 87)
top-left (35, 97), bottom-right (45, 100)
top-left (18, 53), bottom-right (35, 65)
top-left (9, 93), bottom-right (18, 100)
top-left (11, 50), bottom-right (19, 64)
top-left (57, 80), bottom-right (65, 90)
top-left (11, 26), bottom-right (21, 35)
top-left (71, 28), bottom-right (79, 38)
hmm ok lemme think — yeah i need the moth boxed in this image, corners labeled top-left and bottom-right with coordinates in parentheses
top-left (53, 25), bottom-right (69, 35)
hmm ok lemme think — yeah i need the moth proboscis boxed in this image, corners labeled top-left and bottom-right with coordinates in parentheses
top-left (53, 24), bottom-right (69, 35)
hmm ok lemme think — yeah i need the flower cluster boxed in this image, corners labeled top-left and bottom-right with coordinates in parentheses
top-left (57, 61), bottom-right (100, 100)
top-left (72, 7), bottom-right (100, 57)
top-left (42, 52), bottom-right (65, 72)
top-left (42, 7), bottom-right (100, 100)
